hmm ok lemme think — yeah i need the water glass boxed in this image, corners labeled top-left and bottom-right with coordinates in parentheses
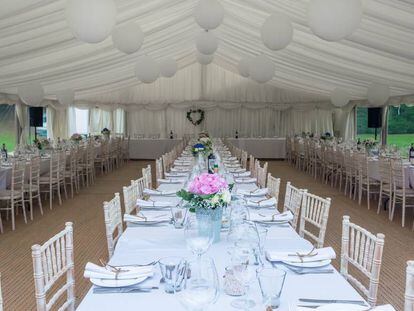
top-left (158, 257), bottom-right (187, 294)
top-left (171, 206), bottom-right (187, 229)
top-left (257, 267), bottom-right (286, 309)
top-left (176, 257), bottom-right (220, 311)
top-left (184, 217), bottom-right (214, 258)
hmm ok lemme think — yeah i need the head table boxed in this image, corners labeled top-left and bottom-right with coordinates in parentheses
top-left (77, 145), bottom-right (365, 311)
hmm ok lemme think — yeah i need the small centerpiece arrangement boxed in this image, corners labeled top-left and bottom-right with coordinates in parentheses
top-left (177, 173), bottom-right (231, 242)
top-left (70, 133), bottom-right (83, 144)
top-left (101, 128), bottom-right (110, 139)
top-left (362, 139), bottom-right (378, 155)
top-left (320, 132), bottom-right (333, 141)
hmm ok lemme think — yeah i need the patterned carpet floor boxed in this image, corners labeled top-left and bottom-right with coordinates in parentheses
top-left (0, 160), bottom-right (412, 310)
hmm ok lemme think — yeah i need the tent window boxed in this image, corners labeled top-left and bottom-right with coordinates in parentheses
top-left (0, 104), bottom-right (16, 151)
top-left (387, 104), bottom-right (414, 155)
top-left (34, 108), bottom-right (47, 140)
top-left (75, 108), bottom-right (89, 134)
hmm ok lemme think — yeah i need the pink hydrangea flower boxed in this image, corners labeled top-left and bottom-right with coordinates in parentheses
top-left (188, 173), bottom-right (228, 195)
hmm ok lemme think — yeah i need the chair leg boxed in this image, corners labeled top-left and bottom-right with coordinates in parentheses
top-left (30, 192), bottom-right (34, 220)
top-left (57, 182), bottom-right (62, 205)
top-left (21, 196), bottom-right (27, 224)
top-left (11, 200), bottom-right (15, 231)
top-left (38, 192), bottom-right (43, 215)
top-left (402, 196), bottom-right (406, 227)
top-left (49, 183), bottom-right (53, 210)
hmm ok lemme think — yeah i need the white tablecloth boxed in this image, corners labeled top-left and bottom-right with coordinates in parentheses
top-left (129, 139), bottom-right (182, 159)
top-left (227, 138), bottom-right (286, 159)
top-left (77, 180), bottom-right (364, 311)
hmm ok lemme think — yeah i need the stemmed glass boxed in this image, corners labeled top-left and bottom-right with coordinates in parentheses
top-left (176, 257), bottom-right (220, 311)
top-left (184, 216), bottom-right (214, 264)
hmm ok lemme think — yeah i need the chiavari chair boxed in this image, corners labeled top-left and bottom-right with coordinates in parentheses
top-left (356, 153), bottom-right (380, 210)
top-left (142, 164), bottom-right (153, 189)
top-left (267, 173), bottom-right (281, 205)
top-left (40, 152), bottom-right (62, 210)
top-left (123, 183), bottom-right (137, 215)
top-left (103, 193), bottom-right (123, 258)
top-left (405, 261), bottom-right (414, 311)
top-left (24, 155), bottom-right (43, 220)
top-left (283, 182), bottom-right (307, 230)
top-left (155, 158), bottom-right (163, 187)
top-left (0, 273), bottom-right (2, 311)
top-left (377, 156), bottom-right (393, 217)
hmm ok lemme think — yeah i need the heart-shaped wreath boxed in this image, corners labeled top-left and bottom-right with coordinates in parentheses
top-left (186, 109), bottom-right (205, 126)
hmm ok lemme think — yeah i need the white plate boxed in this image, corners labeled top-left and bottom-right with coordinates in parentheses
top-left (317, 304), bottom-right (367, 311)
top-left (282, 259), bottom-right (331, 268)
top-left (91, 275), bottom-right (148, 288)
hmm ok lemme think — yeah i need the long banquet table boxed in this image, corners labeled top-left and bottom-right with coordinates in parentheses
top-left (77, 163), bottom-right (365, 310)
top-left (129, 139), bottom-right (182, 159)
top-left (227, 138), bottom-right (286, 159)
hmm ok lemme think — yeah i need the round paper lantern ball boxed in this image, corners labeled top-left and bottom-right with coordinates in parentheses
top-left (249, 55), bottom-right (275, 83)
top-left (238, 57), bottom-right (251, 78)
top-left (308, 0), bottom-right (362, 41)
top-left (196, 31), bottom-right (218, 55)
top-left (159, 58), bottom-right (177, 78)
top-left (18, 82), bottom-right (44, 106)
top-left (197, 52), bottom-right (214, 65)
top-left (261, 13), bottom-right (293, 50)
top-left (330, 88), bottom-right (350, 108)
top-left (112, 22), bottom-right (144, 54)
top-left (194, 0), bottom-right (224, 30)
top-left (135, 56), bottom-right (160, 83)
top-left (66, 0), bottom-right (117, 44)
top-left (367, 83), bottom-right (390, 106)
top-left (56, 89), bottom-right (75, 106)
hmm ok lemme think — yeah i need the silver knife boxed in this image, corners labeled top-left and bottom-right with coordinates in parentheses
top-left (299, 298), bottom-right (367, 306)
top-left (93, 286), bottom-right (158, 294)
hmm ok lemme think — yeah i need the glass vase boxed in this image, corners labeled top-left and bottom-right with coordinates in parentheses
top-left (195, 207), bottom-right (223, 243)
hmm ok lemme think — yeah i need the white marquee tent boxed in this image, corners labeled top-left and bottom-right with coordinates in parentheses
top-left (0, 0), bottom-right (413, 140)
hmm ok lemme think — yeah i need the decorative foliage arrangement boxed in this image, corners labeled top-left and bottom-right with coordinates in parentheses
top-left (101, 128), bottom-right (111, 135)
top-left (177, 173), bottom-right (232, 211)
top-left (186, 109), bottom-right (205, 126)
top-left (70, 133), bottom-right (83, 142)
top-left (320, 132), bottom-right (333, 141)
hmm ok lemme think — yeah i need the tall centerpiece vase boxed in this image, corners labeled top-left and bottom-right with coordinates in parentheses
top-left (195, 206), bottom-right (223, 243)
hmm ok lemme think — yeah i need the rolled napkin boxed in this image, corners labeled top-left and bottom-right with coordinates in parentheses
top-left (228, 168), bottom-right (246, 173)
top-left (177, 157), bottom-right (192, 161)
top-left (137, 199), bottom-right (173, 208)
top-left (249, 210), bottom-right (293, 222)
top-left (84, 262), bottom-right (154, 280)
top-left (225, 163), bottom-right (241, 168)
top-left (174, 160), bottom-right (191, 166)
top-left (164, 172), bottom-right (189, 178)
top-left (170, 167), bottom-right (190, 173)
top-left (236, 188), bottom-right (268, 197)
top-left (232, 171), bottom-right (251, 178)
top-left (266, 247), bottom-right (336, 263)
top-left (223, 156), bottom-right (237, 161)
top-left (124, 213), bottom-right (170, 223)
top-left (157, 178), bottom-right (186, 184)
top-left (246, 197), bottom-right (277, 208)
top-left (143, 189), bottom-right (177, 196)
top-left (234, 177), bottom-right (257, 184)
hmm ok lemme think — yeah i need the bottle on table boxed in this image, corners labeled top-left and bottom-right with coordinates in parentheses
top-left (207, 153), bottom-right (216, 174)
top-left (235, 131), bottom-right (239, 139)
top-left (170, 131), bottom-right (174, 139)
top-left (1, 143), bottom-right (7, 160)
top-left (409, 143), bottom-right (414, 165)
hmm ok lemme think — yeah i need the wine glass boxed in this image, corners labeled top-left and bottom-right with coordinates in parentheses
top-left (184, 217), bottom-right (214, 262)
top-left (176, 257), bottom-right (220, 311)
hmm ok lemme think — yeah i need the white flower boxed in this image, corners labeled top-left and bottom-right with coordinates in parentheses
top-left (222, 190), bottom-right (231, 204)
top-left (211, 195), bottom-right (220, 205)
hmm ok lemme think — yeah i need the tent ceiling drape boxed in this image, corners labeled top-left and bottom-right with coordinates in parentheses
top-left (0, 0), bottom-right (414, 106)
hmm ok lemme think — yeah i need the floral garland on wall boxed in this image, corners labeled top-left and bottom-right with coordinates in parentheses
top-left (186, 109), bottom-right (205, 126)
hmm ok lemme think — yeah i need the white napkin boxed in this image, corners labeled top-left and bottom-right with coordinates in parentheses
top-left (223, 156), bottom-right (237, 161)
top-left (228, 168), bottom-right (246, 173)
top-left (296, 305), bottom-right (395, 311)
top-left (164, 172), bottom-right (189, 178)
top-left (84, 262), bottom-right (154, 280)
top-left (234, 177), bottom-right (257, 184)
top-left (225, 163), bottom-right (241, 168)
top-left (124, 213), bottom-right (170, 223)
top-left (266, 247), bottom-right (336, 263)
top-left (170, 167), bottom-right (190, 173)
top-left (174, 160), bottom-right (191, 166)
top-left (157, 178), bottom-right (185, 184)
top-left (143, 188), bottom-right (177, 196)
top-left (246, 197), bottom-right (277, 208)
top-left (249, 210), bottom-right (293, 222)
top-left (177, 157), bottom-right (192, 161)
top-left (137, 199), bottom-right (173, 208)
top-left (237, 188), bottom-right (268, 197)
top-left (232, 171), bottom-right (251, 178)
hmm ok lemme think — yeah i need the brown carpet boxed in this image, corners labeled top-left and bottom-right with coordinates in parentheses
top-left (0, 160), bottom-right (412, 310)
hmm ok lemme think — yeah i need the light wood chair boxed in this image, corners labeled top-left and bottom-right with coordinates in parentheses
top-left (132, 177), bottom-right (146, 200)
top-left (0, 159), bottom-right (27, 231)
top-left (299, 192), bottom-right (331, 248)
top-left (155, 158), bottom-right (163, 187)
top-left (267, 173), bottom-right (281, 205)
top-left (257, 162), bottom-right (268, 188)
top-left (248, 155), bottom-right (255, 178)
top-left (142, 164), bottom-right (152, 190)
top-left (40, 152), bottom-right (62, 209)
top-left (240, 151), bottom-right (248, 170)
top-left (390, 158), bottom-right (414, 227)
top-left (356, 153), bottom-right (380, 210)
top-left (24, 156), bottom-right (43, 220)
top-left (103, 193), bottom-right (123, 258)
top-left (377, 156), bottom-right (393, 216)
top-left (123, 183), bottom-right (137, 215)
top-left (31, 222), bottom-right (75, 311)
top-left (405, 261), bottom-right (414, 311)
top-left (341, 216), bottom-right (385, 307)
top-left (283, 182), bottom-right (307, 230)
top-left (0, 273), bottom-right (3, 311)
top-left (58, 150), bottom-right (68, 201)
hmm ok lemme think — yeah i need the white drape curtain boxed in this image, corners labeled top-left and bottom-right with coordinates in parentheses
top-left (113, 108), bottom-right (126, 135)
top-left (15, 102), bottom-right (29, 143)
top-left (46, 105), bottom-right (69, 141)
top-left (89, 107), bottom-right (113, 134)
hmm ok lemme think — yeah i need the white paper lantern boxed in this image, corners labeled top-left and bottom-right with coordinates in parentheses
top-left (196, 31), bottom-right (218, 55)
top-left (56, 89), bottom-right (75, 106)
top-left (261, 13), bottom-right (293, 51)
top-left (194, 0), bottom-right (224, 30)
top-left (367, 83), bottom-right (390, 106)
top-left (330, 88), bottom-right (350, 108)
top-left (238, 57), bottom-right (251, 78)
top-left (66, 0), bottom-right (117, 43)
top-left (249, 55), bottom-right (275, 84)
top-left (135, 56), bottom-right (160, 83)
top-left (197, 52), bottom-right (214, 65)
top-left (112, 22), bottom-right (144, 54)
top-left (159, 58), bottom-right (177, 78)
top-left (18, 82), bottom-right (44, 106)
top-left (308, 0), bottom-right (362, 41)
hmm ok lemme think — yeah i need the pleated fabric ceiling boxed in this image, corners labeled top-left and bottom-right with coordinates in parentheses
top-left (0, 0), bottom-right (413, 105)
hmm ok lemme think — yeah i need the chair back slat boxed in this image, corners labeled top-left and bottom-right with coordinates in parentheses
top-left (32, 222), bottom-right (75, 311)
top-left (123, 183), bottom-right (137, 215)
top-left (267, 173), bottom-right (281, 204)
top-left (142, 165), bottom-right (152, 189)
top-left (103, 193), bottom-right (123, 258)
top-left (283, 182), bottom-right (306, 230)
